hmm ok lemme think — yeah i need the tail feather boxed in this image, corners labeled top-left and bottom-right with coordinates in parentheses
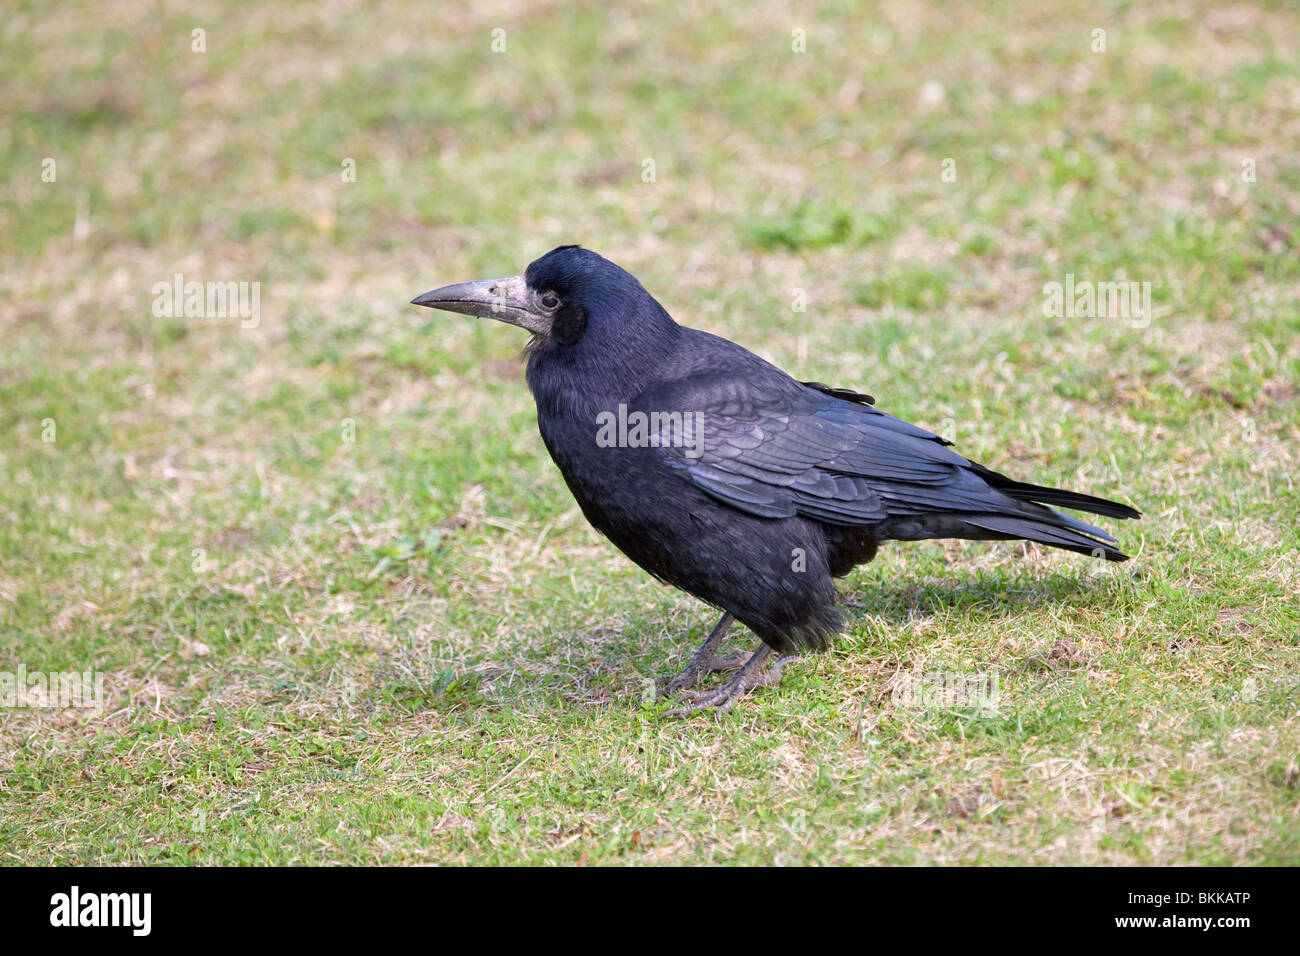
top-left (1023, 501), bottom-right (1117, 542)
top-left (970, 463), bottom-right (1142, 521)
top-left (964, 513), bottom-right (1130, 561)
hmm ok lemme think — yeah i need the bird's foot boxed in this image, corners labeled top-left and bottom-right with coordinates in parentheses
top-left (658, 648), bottom-right (753, 694)
top-left (655, 611), bottom-right (741, 693)
top-left (664, 645), bottom-right (795, 717)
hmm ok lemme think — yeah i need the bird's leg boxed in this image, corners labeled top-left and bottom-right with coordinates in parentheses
top-left (657, 612), bottom-right (751, 693)
top-left (664, 643), bottom-right (797, 717)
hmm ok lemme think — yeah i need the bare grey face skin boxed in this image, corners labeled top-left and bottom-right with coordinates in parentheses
top-left (411, 275), bottom-right (555, 336)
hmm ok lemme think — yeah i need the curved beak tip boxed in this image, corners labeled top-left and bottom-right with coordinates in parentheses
top-left (407, 275), bottom-right (548, 335)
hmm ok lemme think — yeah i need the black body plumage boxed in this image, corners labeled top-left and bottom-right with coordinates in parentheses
top-left (498, 247), bottom-right (1140, 656)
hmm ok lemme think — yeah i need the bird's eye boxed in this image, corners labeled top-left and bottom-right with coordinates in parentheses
top-left (541, 292), bottom-right (561, 310)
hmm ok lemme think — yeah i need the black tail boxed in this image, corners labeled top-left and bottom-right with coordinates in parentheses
top-left (970, 463), bottom-right (1142, 521)
top-left (964, 465), bottom-right (1141, 562)
top-left (963, 511), bottom-right (1132, 561)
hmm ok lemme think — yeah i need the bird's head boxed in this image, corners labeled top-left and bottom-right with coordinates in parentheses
top-left (412, 246), bottom-right (676, 354)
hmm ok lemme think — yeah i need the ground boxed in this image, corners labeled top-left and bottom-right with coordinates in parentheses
top-left (1, 0), bottom-right (1297, 864)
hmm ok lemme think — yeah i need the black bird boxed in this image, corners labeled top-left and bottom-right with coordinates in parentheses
top-left (413, 247), bottom-right (1140, 714)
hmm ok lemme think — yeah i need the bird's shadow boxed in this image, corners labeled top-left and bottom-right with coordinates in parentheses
top-left (649, 565), bottom-right (1134, 692)
top-left (835, 567), bottom-right (1121, 631)
top-left (463, 567), bottom-right (1132, 709)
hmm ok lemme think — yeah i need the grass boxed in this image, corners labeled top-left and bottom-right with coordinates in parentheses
top-left (1, 0), bottom-right (1298, 865)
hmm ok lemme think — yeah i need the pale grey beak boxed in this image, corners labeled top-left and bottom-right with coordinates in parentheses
top-left (411, 275), bottom-right (550, 335)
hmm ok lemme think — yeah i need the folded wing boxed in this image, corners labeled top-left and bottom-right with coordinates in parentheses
top-left (636, 368), bottom-right (1139, 560)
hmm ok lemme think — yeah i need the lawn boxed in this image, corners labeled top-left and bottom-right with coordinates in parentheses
top-left (1, 0), bottom-right (1297, 864)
